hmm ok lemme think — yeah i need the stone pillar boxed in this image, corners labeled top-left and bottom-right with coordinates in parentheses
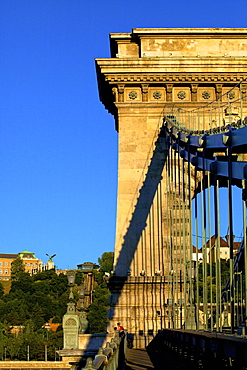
top-left (63, 302), bottom-right (79, 349)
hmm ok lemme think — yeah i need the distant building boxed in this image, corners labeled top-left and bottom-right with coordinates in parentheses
top-left (19, 250), bottom-right (43, 275)
top-left (191, 236), bottom-right (241, 263)
top-left (77, 262), bottom-right (99, 272)
top-left (0, 254), bottom-right (18, 280)
top-left (191, 246), bottom-right (203, 262)
top-left (0, 251), bottom-right (55, 280)
top-left (205, 236), bottom-right (240, 262)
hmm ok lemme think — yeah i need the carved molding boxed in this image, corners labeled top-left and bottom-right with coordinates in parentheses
top-left (65, 318), bottom-right (77, 326)
top-left (141, 84), bottom-right (149, 102)
top-left (153, 91), bottom-right (162, 99)
top-left (117, 84), bottom-right (125, 102)
top-left (112, 87), bottom-right (117, 102)
top-left (202, 90), bottom-right (211, 99)
top-left (228, 91), bottom-right (235, 100)
top-left (128, 91), bottom-right (138, 100)
top-left (190, 84), bottom-right (198, 102)
top-left (177, 91), bottom-right (186, 100)
top-left (215, 84), bottom-right (223, 99)
top-left (106, 73), bottom-right (245, 83)
top-left (166, 84), bottom-right (173, 102)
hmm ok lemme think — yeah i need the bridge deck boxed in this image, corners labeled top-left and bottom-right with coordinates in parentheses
top-left (125, 347), bottom-right (188, 370)
top-left (125, 349), bottom-right (154, 370)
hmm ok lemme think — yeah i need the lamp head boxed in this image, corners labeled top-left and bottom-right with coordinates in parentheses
top-left (67, 270), bottom-right (76, 286)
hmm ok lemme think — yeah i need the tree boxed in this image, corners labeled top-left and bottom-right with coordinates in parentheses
top-left (6, 335), bottom-right (22, 360)
top-left (87, 282), bottom-right (110, 333)
top-left (87, 252), bottom-right (114, 333)
top-left (11, 256), bottom-right (25, 281)
top-left (197, 259), bottom-right (230, 301)
top-left (0, 282), bottom-right (4, 299)
top-left (98, 252), bottom-right (114, 273)
top-left (10, 272), bottom-right (33, 294)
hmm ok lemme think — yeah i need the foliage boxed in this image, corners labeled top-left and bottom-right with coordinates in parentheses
top-left (0, 282), bottom-right (4, 299)
top-left (196, 259), bottom-right (230, 301)
top-left (75, 270), bottom-right (84, 285)
top-left (0, 268), bottom-right (71, 359)
top-left (11, 256), bottom-right (25, 281)
top-left (98, 252), bottom-right (114, 273)
top-left (87, 252), bottom-right (114, 334)
top-left (0, 253), bottom-right (113, 358)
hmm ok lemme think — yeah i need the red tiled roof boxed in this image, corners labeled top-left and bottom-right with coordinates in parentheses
top-left (205, 236), bottom-right (242, 251)
top-left (192, 246), bottom-right (202, 253)
top-left (49, 323), bottom-right (61, 332)
top-left (205, 236), bottom-right (228, 248)
top-left (233, 241), bottom-right (241, 250)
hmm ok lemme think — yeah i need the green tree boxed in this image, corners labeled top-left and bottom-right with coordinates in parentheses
top-left (98, 252), bottom-right (114, 273)
top-left (11, 256), bottom-right (25, 281)
top-left (0, 282), bottom-right (4, 299)
top-left (10, 272), bottom-right (33, 294)
top-left (87, 282), bottom-right (110, 333)
top-left (197, 259), bottom-right (230, 301)
top-left (6, 335), bottom-right (22, 360)
top-left (75, 270), bottom-right (84, 285)
top-left (87, 252), bottom-right (114, 334)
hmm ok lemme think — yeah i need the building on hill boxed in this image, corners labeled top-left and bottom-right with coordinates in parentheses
top-left (191, 246), bottom-right (203, 262)
top-left (0, 251), bottom-right (54, 280)
top-left (18, 250), bottom-right (43, 274)
top-left (77, 262), bottom-right (99, 272)
top-left (0, 254), bottom-right (18, 280)
top-left (205, 236), bottom-right (241, 262)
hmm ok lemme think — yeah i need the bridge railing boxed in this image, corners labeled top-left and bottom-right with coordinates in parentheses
top-left (83, 332), bottom-right (126, 370)
top-left (159, 328), bottom-right (247, 368)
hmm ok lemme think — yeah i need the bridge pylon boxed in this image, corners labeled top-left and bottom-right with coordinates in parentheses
top-left (95, 28), bottom-right (247, 347)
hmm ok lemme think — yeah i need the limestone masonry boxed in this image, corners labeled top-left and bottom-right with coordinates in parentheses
top-left (95, 28), bottom-right (247, 347)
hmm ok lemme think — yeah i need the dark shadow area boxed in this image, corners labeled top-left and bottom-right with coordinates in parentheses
top-left (125, 348), bottom-right (155, 369)
top-left (106, 124), bottom-right (169, 348)
top-left (112, 124), bottom-right (168, 277)
top-left (146, 331), bottom-right (190, 370)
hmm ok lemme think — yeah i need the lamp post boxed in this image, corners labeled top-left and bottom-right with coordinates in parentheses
top-left (62, 270), bottom-right (79, 349)
top-left (66, 270), bottom-right (76, 313)
top-left (77, 285), bottom-right (88, 334)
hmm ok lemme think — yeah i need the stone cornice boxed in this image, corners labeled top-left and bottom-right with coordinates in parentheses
top-left (96, 58), bottom-right (247, 75)
top-left (104, 73), bottom-right (246, 84)
top-left (132, 28), bottom-right (247, 35)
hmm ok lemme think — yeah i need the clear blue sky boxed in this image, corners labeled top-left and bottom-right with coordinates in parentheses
top-left (1, 1), bottom-right (246, 269)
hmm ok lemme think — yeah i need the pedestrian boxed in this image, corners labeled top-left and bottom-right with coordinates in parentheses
top-left (117, 322), bottom-right (124, 337)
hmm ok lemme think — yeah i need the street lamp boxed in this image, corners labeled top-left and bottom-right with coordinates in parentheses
top-left (67, 270), bottom-right (76, 286)
top-left (66, 270), bottom-right (76, 314)
top-left (77, 285), bottom-right (88, 334)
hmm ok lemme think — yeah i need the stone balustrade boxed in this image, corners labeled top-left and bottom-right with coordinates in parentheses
top-left (83, 333), bottom-right (126, 370)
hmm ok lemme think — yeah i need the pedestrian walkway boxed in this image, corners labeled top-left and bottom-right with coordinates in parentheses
top-left (125, 346), bottom-right (190, 369)
top-left (125, 348), bottom-right (154, 370)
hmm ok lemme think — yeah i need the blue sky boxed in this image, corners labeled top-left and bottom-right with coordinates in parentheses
top-left (1, 1), bottom-right (247, 269)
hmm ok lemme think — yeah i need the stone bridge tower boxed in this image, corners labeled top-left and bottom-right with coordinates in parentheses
top-left (95, 28), bottom-right (247, 347)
